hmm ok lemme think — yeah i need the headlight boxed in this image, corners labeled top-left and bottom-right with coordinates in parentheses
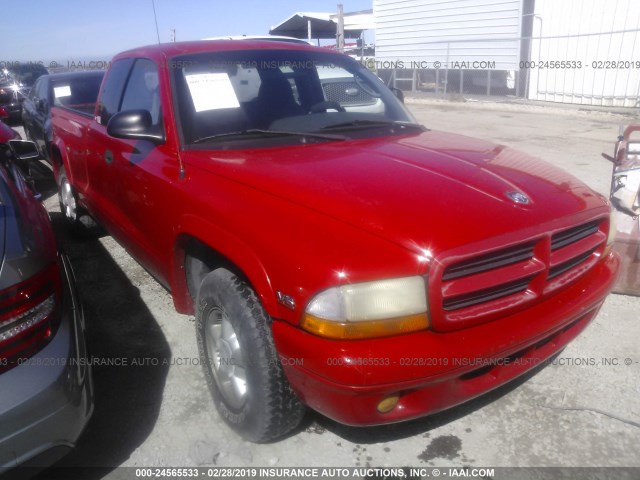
top-left (604, 208), bottom-right (617, 256)
top-left (301, 276), bottom-right (429, 339)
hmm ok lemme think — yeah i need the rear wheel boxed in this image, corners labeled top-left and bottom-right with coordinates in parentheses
top-left (58, 166), bottom-right (97, 234)
top-left (195, 268), bottom-right (305, 442)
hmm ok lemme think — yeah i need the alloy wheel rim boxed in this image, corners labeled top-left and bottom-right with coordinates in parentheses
top-left (204, 306), bottom-right (247, 409)
top-left (60, 180), bottom-right (77, 221)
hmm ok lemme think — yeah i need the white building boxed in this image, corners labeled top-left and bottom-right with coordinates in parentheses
top-left (374, 0), bottom-right (640, 107)
top-left (529, 0), bottom-right (640, 107)
top-left (374, 0), bottom-right (524, 71)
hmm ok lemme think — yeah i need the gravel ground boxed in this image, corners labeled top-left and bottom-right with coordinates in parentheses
top-left (20, 98), bottom-right (640, 477)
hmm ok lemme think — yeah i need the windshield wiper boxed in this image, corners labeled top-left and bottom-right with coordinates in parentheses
top-left (193, 129), bottom-right (347, 144)
top-left (320, 120), bottom-right (426, 131)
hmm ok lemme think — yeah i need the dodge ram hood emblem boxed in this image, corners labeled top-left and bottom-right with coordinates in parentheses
top-left (506, 191), bottom-right (530, 204)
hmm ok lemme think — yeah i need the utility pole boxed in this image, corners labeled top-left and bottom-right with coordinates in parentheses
top-left (170, 29), bottom-right (176, 42)
top-left (336, 4), bottom-right (345, 53)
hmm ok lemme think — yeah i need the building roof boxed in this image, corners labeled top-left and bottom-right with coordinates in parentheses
top-left (269, 11), bottom-right (374, 39)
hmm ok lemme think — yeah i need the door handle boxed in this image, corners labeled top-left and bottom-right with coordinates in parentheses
top-left (104, 150), bottom-right (113, 165)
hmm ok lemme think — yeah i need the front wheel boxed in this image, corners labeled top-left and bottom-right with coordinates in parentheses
top-left (195, 268), bottom-right (305, 442)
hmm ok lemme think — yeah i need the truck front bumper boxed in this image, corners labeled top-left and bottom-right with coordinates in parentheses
top-left (273, 252), bottom-right (619, 426)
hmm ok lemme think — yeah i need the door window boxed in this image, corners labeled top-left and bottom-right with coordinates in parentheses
top-left (97, 58), bottom-right (134, 125)
top-left (120, 59), bottom-right (162, 127)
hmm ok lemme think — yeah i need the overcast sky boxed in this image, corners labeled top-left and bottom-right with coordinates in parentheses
top-left (1, 0), bottom-right (372, 63)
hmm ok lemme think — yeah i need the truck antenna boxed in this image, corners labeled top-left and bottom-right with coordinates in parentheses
top-left (151, 0), bottom-right (161, 44)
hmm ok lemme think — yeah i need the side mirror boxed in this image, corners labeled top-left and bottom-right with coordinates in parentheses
top-left (37, 98), bottom-right (47, 112)
top-left (391, 87), bottom-right (404, 103)
top-left (8, 140), bottom-right (40, 161)
top-left (0, 106), bottom-right (9, 119)
top-left (107, 110), bottom-right (164, 144)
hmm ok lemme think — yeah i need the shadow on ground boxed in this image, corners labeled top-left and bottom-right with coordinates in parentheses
top-left (29, 160), bottom-right (57, 202)
top-left (33, 212), bottom-right (171, 480)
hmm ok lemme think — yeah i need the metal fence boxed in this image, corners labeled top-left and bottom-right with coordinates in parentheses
top-left (378, 64), bottom-right (518, 99)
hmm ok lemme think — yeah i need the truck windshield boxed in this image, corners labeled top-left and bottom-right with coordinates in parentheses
top-left (170, 48), bottom-right (422, 148)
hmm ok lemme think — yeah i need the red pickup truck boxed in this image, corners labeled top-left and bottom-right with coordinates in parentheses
top-left (51, 40), bottom-right (619, 442)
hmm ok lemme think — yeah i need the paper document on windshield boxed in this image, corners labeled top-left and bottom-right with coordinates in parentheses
top-left (185, 73), bottom-right (240, 112)
top-left (54, 86), bottom-right (72, 98)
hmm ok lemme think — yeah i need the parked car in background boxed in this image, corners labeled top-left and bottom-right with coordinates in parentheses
top-left (22, 70), bottom-right (105, 163)
top-left (0, 107), bottom-right (19, 141)
top-left (316, 64), bottom-right (385, 113)
top-left (0, 106), bottom-right (93, 472)
top-left (0, 63), bottom-right (49, 122)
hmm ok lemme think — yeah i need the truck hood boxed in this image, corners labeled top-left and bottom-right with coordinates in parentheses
top-left (187, 130), bottom-right (608, 255)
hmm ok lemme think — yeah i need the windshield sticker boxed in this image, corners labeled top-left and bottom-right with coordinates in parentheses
top-left (54, 85), bottom-right (72, 98)
top-left (185, 73), bottom-right (240, 112)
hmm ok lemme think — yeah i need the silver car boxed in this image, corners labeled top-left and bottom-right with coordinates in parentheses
top-left (0, 112), bottom-right (93, 473)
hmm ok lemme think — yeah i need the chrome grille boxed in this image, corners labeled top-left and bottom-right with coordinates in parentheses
top-left (322, 81), bottom-right (377, 105)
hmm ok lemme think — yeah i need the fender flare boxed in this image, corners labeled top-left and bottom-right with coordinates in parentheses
top-left (171, 214), bottom-right (278, 316)
top-left (49, 136), bottom-right (69, 182)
